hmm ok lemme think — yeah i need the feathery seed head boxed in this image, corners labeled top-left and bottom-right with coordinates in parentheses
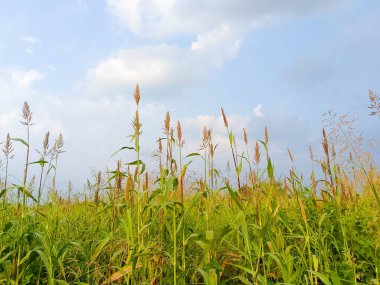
top-left (21, 101), bottom-right (33, 126)
top-left (134, 84), bottom-right (141, 105)
top-left (309, 145), bottom-right (314, 161)
top-left (43, 131), bottom-right (50, 153)
top-left (322, 129), bottom-right (329, 157)
top-left (2, 133), bottom-right (14, 157)
top-left (287, 148), bottom-right (294, 162)
top-left (177, 121), bottom-right (182, 142)
top-left (133, 111), bottom-right (142, 134)
top-left (243, 128), bottom-right (248, 145)
top-left (210, 143), bottom-right (214, 157)
top-left (165, 111), bottom-right (170, 134)
top-left (254, 141), bottom-right (261, 165)
top-left (221, 107), bottom-right (228, 128)
top-left (176, 120), bottom-right (185, 147)
top-left (202, 126), bottom-right (211, 148)
top-left (368, 89), bottom-right (380, 116)
top-left (53, 134), bottom-right (64, 155)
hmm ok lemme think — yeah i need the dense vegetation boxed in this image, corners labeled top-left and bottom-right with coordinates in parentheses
top-left (0, 86), bottom-right (379, 284)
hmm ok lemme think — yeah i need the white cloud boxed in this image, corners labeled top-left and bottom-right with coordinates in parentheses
top-left (80, 23), bottom-right (246, 93)
top-left (0, 67), bottom-right (44, 89)
top-left (253, 104), bottom-right (264, 117)
top-left (106, 0), bottom-right (337, 39)
top-left (19, 35), bottom-right (40, 55)
top-left (81, 45), bottom-right (193, 92)
top-left (19, 36), bottom-right (39, 45)
top-left (89, 0), bottom-right (341, 93)
top-left (45, 65), bottom-right (56, 72)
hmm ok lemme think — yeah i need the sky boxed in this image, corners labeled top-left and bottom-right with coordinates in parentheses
top-left (0, 0), bottom-right (379, 191)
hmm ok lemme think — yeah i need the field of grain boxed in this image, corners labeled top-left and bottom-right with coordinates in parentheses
top-left (0, 87), bottom-right (379, 284)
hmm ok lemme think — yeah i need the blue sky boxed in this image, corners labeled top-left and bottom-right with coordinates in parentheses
top-left (0, 0), bottom-right (379, 189)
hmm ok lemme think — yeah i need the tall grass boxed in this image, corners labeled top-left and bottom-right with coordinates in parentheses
top-left (0, 86), bottom-right (379, 284)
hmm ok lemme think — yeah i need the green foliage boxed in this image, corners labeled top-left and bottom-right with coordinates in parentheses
top-left (1, 98), bottom-right (379, 284)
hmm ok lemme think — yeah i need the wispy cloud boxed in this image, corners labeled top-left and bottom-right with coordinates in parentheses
top-left (19, 35), bottom-right (40, 54)
top-left (253, 104), bottom-right (264, 117)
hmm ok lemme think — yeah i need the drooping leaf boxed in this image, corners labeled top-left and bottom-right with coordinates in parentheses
top-left (185, 152), bottom-right (201, 158)
top-left (225, 184), bottom-right (243, 211)
top-left (14, 185), bottom-right (37, 203)
top-left (11, 137), bottom-right (29, 147)
top-left (110, 146), bottom-right (136, 158)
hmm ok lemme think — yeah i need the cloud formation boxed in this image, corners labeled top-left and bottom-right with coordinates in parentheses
top-left (19, 35), bottom-right (39, 54)
top-left (80, 0), bottom-right (341, 93)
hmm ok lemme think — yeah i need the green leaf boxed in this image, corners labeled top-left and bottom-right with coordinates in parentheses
top-left (229, 131), bottom-right (234, 145)
top-left (229, 276), bottom-right (253, 285)
top-left (229, 263), bottom-right (255, 276)
top-left (125, 160), bottom-right (146, 174)
top-left (309, 271), bottom-right (332, 285)
top-left (11, 137), bottom-right (29, 147)
top-left (225, 184), bottom-right (243, 211)
top-left (110, 146), bottom-right (136, 158)
top-left (237, 158), bottom-right (243, 177)
top-left (3, 221), bottom-right (14, 232)
top-left (185, 152), bottom-right (201, 158)
top-left (0, 251), bottom-right (13, 264)
top-left (29, 157), bottom-right (49, 167)
top-left (90, 234), bottom-right (111, 263)
top-left (212, 169), bottom-right (221, 178)
top-left (14, 185), bottom-right (37, 203)
top-left (125, 160), bottom-right (143, 166)
top-left (267, 158), bottom-right (274, 180)
top-left (0, 188), bottom-right (7, 199)
top-left (54, 280), bottom-right (69, 285)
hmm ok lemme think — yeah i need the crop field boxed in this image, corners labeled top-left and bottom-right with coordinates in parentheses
top-left (0, 87), bottom-right (379, 284)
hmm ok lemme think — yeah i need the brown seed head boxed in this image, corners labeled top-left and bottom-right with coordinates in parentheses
top-left (2, 133), bottom-right (14, 157)
top-left (158, 140), bottom-right (163, 153)
top-left (43, 131), bottom-right (50, 153)
top-left (203, 126), bottom-right (208, 144)
top-left (202, 126), bottom-right (211, 147)
top-left (165, 111), bottom-right (170, 134)
top-left (133, 111), bottom-right (142, 134)
top-left (368, 89), bottom-right (380, 116)
top-left (221, 107), bottom-right (228, 128)
top-left (322, 129), bottom-right (329, 157)
top-left (97, 171), bottom-right (102, 185)
top-left (21, 101), bottom-right (33, 126)
top-left (134, 84), bottom-right (140, 105)
top-left (264, 126), bottom-right (269, 144)
top-left (53, 134), bottom-right (64, 155)
top-left (176, 120), bottom-right (184, 147)
top-left (287, 148), bottom-right (294, 162)
top-left (210, 143), bottom-right (214, 157)
top-left (144, 172), bottom-right (149, 191)
top-left (243, 128), bottom-right (248, 145)
top-left (309, 145), bottom-right (314, 161)
top-left (331, 142), bottom-right (336, 160)
top-left (254, 141), bottom-right (261, 165)
top-left (125, 174), bottom-right (133, 202)
top-left (177, 121), bottom-right (182, 141)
